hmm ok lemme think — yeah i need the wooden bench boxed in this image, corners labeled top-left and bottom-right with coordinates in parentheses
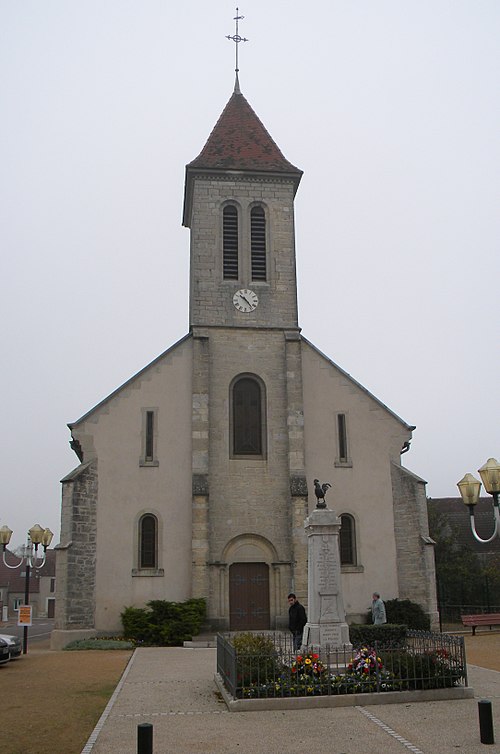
top-left (461, 613), bottom-right (500, 636)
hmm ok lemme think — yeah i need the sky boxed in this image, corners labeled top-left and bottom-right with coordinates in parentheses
top-left (1, 1), bottom-right (499, 548)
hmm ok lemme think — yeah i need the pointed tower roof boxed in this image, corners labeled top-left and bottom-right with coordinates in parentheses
top-left (183, 86), bottom-right (302, 226)
top-left (188, 88), bottom-right (302, 174)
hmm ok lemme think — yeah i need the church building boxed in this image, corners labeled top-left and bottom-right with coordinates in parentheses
top-left (52, 76), bottom-right (438, 647)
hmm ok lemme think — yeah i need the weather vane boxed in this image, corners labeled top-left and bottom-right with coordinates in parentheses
top-left (226, 7), bottom-right (248, 76)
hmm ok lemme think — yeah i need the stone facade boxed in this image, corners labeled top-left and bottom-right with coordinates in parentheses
top-left (391, 463), bottom-right (439, 627)
top-left (55, 461), bottom-right (97, 631)
top-left (188, 176), bottom-right (299, 330)
top-left (54, 84), bottom-right (438, 645)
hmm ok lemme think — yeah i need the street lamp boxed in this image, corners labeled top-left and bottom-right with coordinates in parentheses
top-left (0, 524), bottom-right (54, 654)
top-left (457, 457), bottom-right (500, 544)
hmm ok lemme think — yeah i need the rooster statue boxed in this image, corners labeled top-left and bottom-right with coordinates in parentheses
top-left (313, 479), bottom-right (331, 509)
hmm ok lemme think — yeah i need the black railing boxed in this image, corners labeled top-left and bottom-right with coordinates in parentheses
top-left (217, 630), bottom-right (467, 700)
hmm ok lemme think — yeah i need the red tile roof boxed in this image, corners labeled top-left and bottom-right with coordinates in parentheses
top-left (188, 88), bottom-right (302, 175)
top-left (0, 549), bottom-right (56, 592)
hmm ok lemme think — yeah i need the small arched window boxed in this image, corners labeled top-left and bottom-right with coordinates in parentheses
top-left (139, 514), bottom-right (157, 569)
top-left (223, 205), bottom-right (239, 279)
top-left (232, 376), bottom-right (264, 456)
top-left (339, 514), bottom-right (357, 566)
top-left (251, 206), bottom-right (267, 281)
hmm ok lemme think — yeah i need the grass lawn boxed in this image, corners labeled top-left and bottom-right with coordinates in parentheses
top-left (1, 642), bottom-right (132, 754)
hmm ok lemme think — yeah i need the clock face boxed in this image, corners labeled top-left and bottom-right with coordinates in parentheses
top-left (233, 288), bottom-right (259, 313)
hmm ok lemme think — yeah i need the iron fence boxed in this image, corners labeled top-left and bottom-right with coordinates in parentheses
top-left (217, 630), bottom-right (467, 700)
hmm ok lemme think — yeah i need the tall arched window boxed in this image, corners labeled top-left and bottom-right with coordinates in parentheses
top-left (139, 514), bottom-right (157, 569)
top-left (251, 206), bottom-right (267, 281)
top-left (339, 514), bottom-right (357, 566)
top-left (223, 205), bottom-right (239, 279)
top-left (232, 376), bottom-right (264, 456)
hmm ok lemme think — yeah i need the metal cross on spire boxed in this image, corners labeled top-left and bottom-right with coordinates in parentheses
top-left (226, 7), bottom-right (248, 91)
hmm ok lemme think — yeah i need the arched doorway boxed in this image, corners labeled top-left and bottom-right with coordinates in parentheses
top-left (229, 562), bottom-right (270, 630)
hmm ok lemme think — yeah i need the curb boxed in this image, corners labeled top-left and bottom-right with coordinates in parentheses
top-left (214, 673), bottom-right (474, 712)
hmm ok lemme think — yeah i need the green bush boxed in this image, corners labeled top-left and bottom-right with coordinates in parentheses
top-left (363, 598), bottom-right (431, 630)
top-left (121, 598), bottom-right (206, 646)
top-left (385, 599), bottom-right (431, 630)
top-left (349, 623), bottom-right (408, 648)
top-left (121, 606), bottom-right (153, 643)
top-left (233, 633), bottom-right (281, 685)
top-left (381, 649), bottom-right (465, 690)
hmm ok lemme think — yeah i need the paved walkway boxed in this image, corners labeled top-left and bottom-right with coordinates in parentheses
top-left (82, 647), bottom-right (500, 754)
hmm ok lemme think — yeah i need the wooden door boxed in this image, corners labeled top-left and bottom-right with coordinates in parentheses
top-left (229, 562), bottom-right (270, 630)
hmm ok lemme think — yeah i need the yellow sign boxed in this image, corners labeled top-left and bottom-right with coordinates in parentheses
top-left (17, 605), bottom-right (32, 627)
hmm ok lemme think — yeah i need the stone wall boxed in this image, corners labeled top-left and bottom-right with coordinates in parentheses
top-left (55, 460), bottom-right (97, 630)
top-left (391, 462), bottom-right (439, 628)
top-left (188, 175), bottom-right (299, 330)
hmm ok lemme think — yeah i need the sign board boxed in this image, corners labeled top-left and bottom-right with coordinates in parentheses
top-left (17, 604), bottom-right (32, 627)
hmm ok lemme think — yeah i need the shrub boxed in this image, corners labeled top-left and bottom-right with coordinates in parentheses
top-left (121, 606), bottom-right (154, 643)
top-left (121, 598), bottom-right (206, 646)
top-left (349, 623), bottom-right (408, 648)
top-left (382, 648), bottom-right (465, 690)
top-left (363, 598), bottom-right (431, 630)
top-left (385, 599), bottom-right (430, 630)
top-left (233, 633), bottom-right (281, 685)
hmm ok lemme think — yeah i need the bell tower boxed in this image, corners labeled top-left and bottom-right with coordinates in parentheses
top-left (183, 74), bottom-right (308, 629)
top-left (182, 82), bottom-right (303, 332)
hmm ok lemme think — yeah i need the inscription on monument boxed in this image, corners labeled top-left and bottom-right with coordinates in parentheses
top-left (316, 541), bottom-right (338, 592)
top-left (320, 624), bottom-right (343, 646)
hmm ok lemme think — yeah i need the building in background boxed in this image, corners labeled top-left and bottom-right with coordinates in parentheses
top-left (0, 549), bottom-right (56, 621)
top-left (52, 80), bottom-right (438, 647)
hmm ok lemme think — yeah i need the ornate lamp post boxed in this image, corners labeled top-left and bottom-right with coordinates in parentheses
top-left (457, 457), bottom-right (500, 544)
top-left (0, 524), bottom-right (54, 654)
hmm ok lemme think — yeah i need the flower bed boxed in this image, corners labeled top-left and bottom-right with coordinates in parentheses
top-left (217, 631), bottom-right (467, 700)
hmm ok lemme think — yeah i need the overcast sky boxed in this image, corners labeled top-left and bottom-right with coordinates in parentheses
top-left (1, 1), bottom-right (499, 548)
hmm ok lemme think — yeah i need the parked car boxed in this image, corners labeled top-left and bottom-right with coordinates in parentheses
top-left (0, 634), bottom-right (22, 659)
top-left (0, 638), bottom-right (10, 665)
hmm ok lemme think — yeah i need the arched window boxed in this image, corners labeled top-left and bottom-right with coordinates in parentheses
top-left (251, 206), bottom-right (267, 281)
top-left (339, 514), bottom-right (357, 566)
top-left (232, 376), bottom-right (264, 456)
top-left (139, 514), bottom-right (157, 569)
top-left (223, 205), bottom-right (239, 279)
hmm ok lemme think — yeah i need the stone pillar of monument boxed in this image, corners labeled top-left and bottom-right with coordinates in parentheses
top-left (302, 507), bottom-right (352, 650)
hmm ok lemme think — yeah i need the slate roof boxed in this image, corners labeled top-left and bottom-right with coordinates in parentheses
top-left (187, 87), bottom-right (302, 175)
top-left (428, 497), bottom-right (500, 555)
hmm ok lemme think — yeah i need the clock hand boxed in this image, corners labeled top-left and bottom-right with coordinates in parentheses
top-left (240, 295), bottom-right (251, 306)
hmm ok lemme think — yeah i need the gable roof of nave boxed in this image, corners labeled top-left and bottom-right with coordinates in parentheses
top-left (68, 333), bottom-right (192, 430)
top-left (300, 334), bottom-right (416, 433)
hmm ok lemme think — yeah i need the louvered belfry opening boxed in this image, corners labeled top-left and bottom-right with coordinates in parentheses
top-left (223, 205), bottom-right (239, 279)
top-left (251, 206), bottom-right (266, 281)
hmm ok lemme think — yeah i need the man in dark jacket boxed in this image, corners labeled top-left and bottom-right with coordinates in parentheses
top-left (288, 593), bottom-right (307, 651)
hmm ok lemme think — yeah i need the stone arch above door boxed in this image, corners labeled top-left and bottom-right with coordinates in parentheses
top-left (222, 533), bottom-right (278, 564)
top-left (222, 534), bottom-right (279, 631)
